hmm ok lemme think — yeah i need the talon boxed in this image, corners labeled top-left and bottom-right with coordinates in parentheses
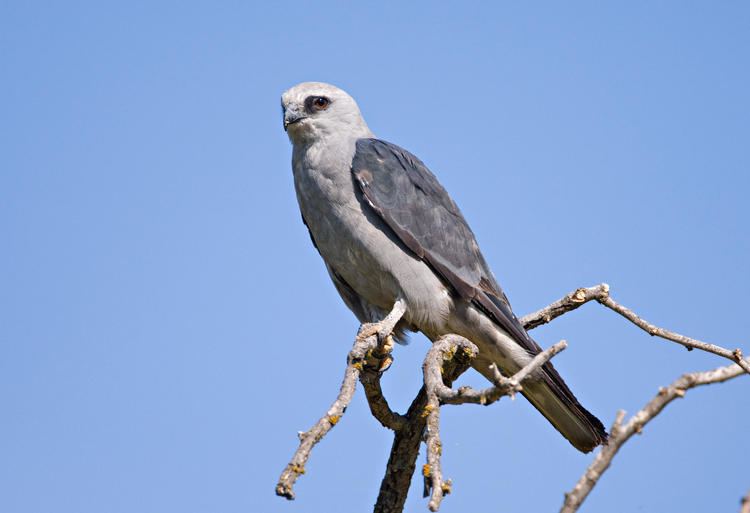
top-left (378, 355), bottom-right (393, 372)
top-left (382, 334), bottom-right (395, 353)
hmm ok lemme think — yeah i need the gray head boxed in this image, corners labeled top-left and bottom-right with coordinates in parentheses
top-left (281, 82), bottom-right (373, 145)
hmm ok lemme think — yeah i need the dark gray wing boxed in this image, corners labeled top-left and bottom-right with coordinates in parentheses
top-left (351, 138), bottom-right (607, 451)
top-left (350, 138), bottom-right (536, 354)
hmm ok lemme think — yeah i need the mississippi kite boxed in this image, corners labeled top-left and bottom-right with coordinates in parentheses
top-left (281, 82), bottom-right (607, 452)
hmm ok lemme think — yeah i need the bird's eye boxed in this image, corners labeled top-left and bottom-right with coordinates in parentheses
top-left (312, 96), bottom-right (330, 110)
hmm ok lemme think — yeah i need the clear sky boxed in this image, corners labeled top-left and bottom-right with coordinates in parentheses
top-left (2, 2), bottom-right (749, 512)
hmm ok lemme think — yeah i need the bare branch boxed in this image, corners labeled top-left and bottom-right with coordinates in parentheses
top-left (373, 388), bottom-right (428, 513)
top-left (598, 294), bottom-right (750, 373)
top-left (521, 283), bottom-right (750, 374)
top-left (421, 336), bottom-right (467, 511)
top-left (437, 340), bottom-right (567, 406)
top-left (504, 340), bottom-right (568, 386)
top-left (360, 368), bottom-right (408, 431)
top-left (276, 284), bottom-right (748, 511)
top-left (560, 362), bottom-right (747, 513)
top-left (276, 301), bottom-right (406, 500)
top-left (424, 370), bottom-right (447, 512)
top-left (375, 336), bottom-right (476, 513)
top-left (421, 335), bottom-right (567, 511)
top-left (521, 284), bottom-right (610, 329)
top-left (275, 335), bottom-right (374, 499)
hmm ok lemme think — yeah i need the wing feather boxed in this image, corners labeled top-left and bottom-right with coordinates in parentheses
top-left (351, 138), bottom-right (536, 350)
top-left (350, 138), bottom-right (607, 451)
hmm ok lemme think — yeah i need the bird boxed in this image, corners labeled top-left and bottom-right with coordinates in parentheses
top-left (281, 81), bottom-right (607, 453)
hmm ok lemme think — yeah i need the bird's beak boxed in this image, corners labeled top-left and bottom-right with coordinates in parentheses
top-left (283, 106), bottom-right (307, 132)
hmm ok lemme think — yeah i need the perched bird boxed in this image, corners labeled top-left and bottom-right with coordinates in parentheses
top-left (281, 81), bottom-right (607, 452)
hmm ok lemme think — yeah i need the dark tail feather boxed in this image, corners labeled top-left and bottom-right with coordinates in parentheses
top-left (522, 358), bottom-right (608, 453)
top-left (474, 291), bottom-right (608, 452)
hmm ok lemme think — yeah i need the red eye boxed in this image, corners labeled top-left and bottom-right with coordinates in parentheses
top-left (313, 97), bottom-right (330, 110)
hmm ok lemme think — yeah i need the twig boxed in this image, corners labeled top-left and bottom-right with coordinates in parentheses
top-left (598, 294), bottom-right (750, 373)
top-left (275, 334), bottom-right (374, 499)
top-left (521, 284), bottom-right (610, 330)
top-left (373, 334), bottom-right (476, 513)
top-left (276, 300), bottom-right (406, 500)
top-left (277, 284), bottom-right (748, 511)
top-left (520, 283), bottom-right (750, 374)
top-left (360, 368), bottom-right (407, 431)
top-left (420, 335), bottom-right (473, 512)
top-left (560, 362), bottom-right (747, 513)
top-left (421, 335), bottom-right (567, 510)
top-left (436, 340), bottom-right (567, 406)
top-left (424, 365), bottom-right (447, 512)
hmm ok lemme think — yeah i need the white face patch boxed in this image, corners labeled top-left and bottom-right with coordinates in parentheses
top-left (281, 82), bottom-right (373, 145)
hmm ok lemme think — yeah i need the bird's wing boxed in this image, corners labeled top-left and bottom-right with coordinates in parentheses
top-left (350, 138), bottom-right (607, 452)
top-left (350, 138), bottom-right (539, 355)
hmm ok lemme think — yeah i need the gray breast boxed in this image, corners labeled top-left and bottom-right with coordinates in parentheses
top-left (292, 139), bottom-right (451, 331)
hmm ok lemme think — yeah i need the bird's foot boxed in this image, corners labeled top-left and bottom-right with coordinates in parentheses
top-left (355, 300), bottom-right (406, 373)
top-left (356, 299), bottom-right (406, 345)
top-left (357, 323), bottom-right (396, 372)
top-left (366, 334), bottom-right (395, 373)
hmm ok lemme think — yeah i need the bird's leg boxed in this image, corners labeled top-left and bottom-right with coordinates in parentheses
top-left (367, 334), bottom-right (395, 372)
top-left (357, 299), bottom-right (407, 342)
top-left (357, 299), bottom-right (406, 372)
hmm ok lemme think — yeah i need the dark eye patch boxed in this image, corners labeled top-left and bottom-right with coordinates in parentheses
top-left (305, 96), bottom-right (331, 113)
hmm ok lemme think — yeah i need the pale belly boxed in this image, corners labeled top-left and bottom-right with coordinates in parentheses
top-left (295, 166), bottom-right (452, 332)
top-left (293, 159), bottom-right (531, 377)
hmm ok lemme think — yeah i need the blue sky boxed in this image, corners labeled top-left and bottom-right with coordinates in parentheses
top-left (2, 2), bottom-right (749, 512)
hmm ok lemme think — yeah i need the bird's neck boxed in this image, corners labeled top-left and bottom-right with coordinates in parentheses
top-left (292, 136), bottom-right (353, 176)
top-left (292, 128), bottom-right (375, 174)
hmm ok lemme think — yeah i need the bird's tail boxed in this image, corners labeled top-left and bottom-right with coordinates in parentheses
top-left (520, 359), bottom-right (608, 453)
top-left (470, 293), bottom-right (608, 453)
top-left (471, 341), bottom-right (607, 453)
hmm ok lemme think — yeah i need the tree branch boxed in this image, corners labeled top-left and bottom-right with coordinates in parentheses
top-left (275, 334), bottom-right (374, 499)
top-left (360, 368), bottom-right (408, 431)
top-left (276, 284), bottom-right (748, 511)
top-left (373, 335), bottom-right (475, 513)
top-left (521, 283), bottom-right (750, 374)
top-left (598, 294), bottom-right (750, 373)
top-left (560, 362), bottom-right (747, 513)
top-left (421, 335), bottom-right (474, 511)
top-left (276, 300), bottom-right (406, 500)
top-left (521, 284), bottom-right (610, 329)
top-left (373, 387), bottom-right (428, 513)
top-left (435, 340), bottom-right (567, 406)
top-left (421, 335), bottom-right (567, 510)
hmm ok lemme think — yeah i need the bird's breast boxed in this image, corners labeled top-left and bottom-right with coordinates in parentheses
top-left (292, 148), bottom-right (452, 331)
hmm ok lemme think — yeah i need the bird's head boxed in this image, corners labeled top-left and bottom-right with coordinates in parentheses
top-left (281, 82), bottom-right (371, 145)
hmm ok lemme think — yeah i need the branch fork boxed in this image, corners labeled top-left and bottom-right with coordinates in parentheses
top-left (420, 335), bottom-right (567, 510)
top-left (276, 284), bottom-right (749, 512)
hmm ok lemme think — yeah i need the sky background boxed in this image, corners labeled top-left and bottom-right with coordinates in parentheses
top-left (2, 2), bottom-right (749, 512)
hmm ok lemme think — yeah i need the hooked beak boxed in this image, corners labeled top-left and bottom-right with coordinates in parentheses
top-left (283, 106), bottom-right (307, 132)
